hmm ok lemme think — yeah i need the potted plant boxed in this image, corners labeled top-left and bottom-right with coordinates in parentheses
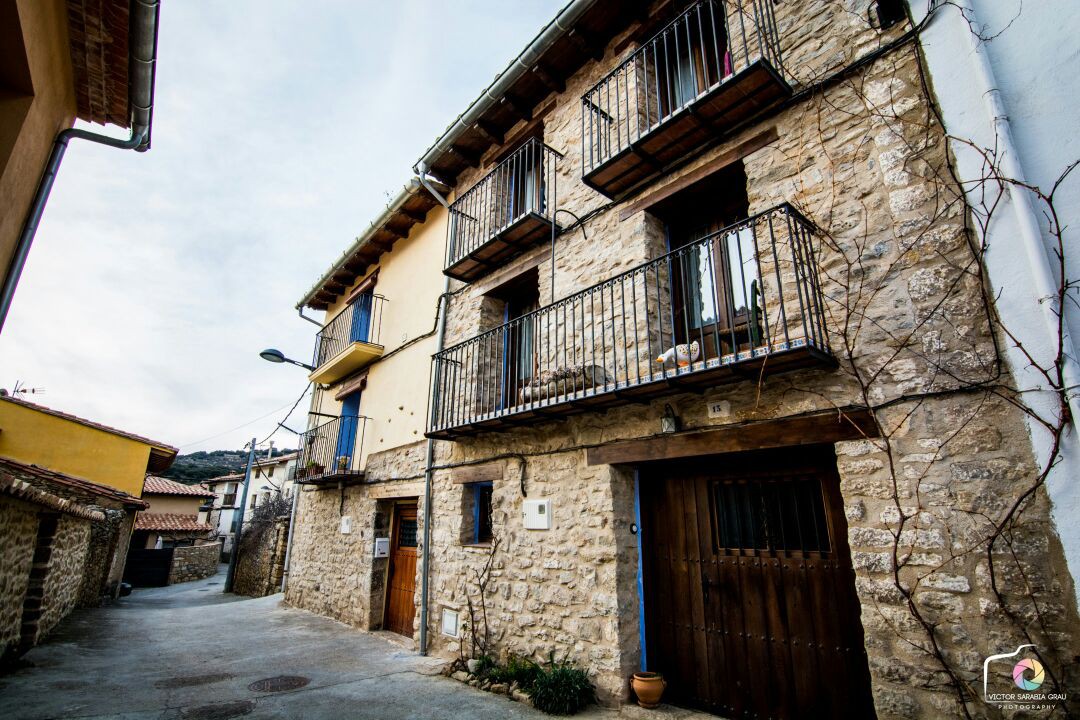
top-left (631, 671), bottom-right (665, 709)
top-left (337, 455), bottom-right (350, 472)
top-left (302, 460), bottom-right (324, 478)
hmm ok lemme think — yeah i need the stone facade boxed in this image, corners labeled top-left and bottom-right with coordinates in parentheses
top-left (37, 515), bottom-right (91, 640)
top-left (288, 1), bottom-right (1079, 717)
top-left (168, 542), bottom-right (221, 585)
top-left (423, 2), bottom-right (1080, 716)
top-left (234, 518), bottom-right (290, 597)
top-left (0, 496), bottom-right (40, 660)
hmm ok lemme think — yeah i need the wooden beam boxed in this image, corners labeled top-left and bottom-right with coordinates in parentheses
top-left (500, 93), bottom-right (533, 121)
top-left (381, 224), bottom-right (407, 239)
top-left (472, 120), bottom-right (503, 145)
top-left (618, 127), bottom-right (779, 220)
top-left (448, 144), bottom-right (481, 168)
top-left (452, 461), bottom-right (506, 485)
top-left (567, 27), bottom-right (604, 61)
top-left (401, 207), bottom-right (427, 223)
top-left (585, 408), bottom-right (880, 466)
top-left (531, 63), bottom-right (565, 93)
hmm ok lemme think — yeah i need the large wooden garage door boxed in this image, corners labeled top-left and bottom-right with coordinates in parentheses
top-left (639, 445), bottom-right (876, 718)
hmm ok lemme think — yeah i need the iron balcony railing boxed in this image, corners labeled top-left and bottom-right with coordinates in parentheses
top-left (446, 137), bottom-right (561, 274)
top-left (429, 204), bottom-right (831, 436)
top-left (313, 293), bottom-right (386, 368)
top-left (296, 415), bottom-right (369, 482)
top-left (581, 0), bottom-right (786, 178)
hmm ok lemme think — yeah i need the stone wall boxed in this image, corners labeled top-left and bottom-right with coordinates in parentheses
top-left (78, 508), bottom-right (126, 606)
top-left (423, 1), bottom-right (1080, 715)
top-left (0, 496), bottom-right (39, 660)
top-left (37, 514), bottom-right (90, 643)
top-left (168, 542), bottom-right (220, 585)
top-left (234, 517), bottom-right (290, 597)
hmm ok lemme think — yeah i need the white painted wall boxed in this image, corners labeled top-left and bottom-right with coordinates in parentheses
top-left (914, 0), bottom-right (1080, 607)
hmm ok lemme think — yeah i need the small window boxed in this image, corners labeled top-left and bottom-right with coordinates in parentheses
top-left (460, 482), bottom-right (494, 545)
top-left (268, 466), bottom-right (275, 477)
top-left (712, 476), bottom-right (830, 553)
top-left (399, 518), bottom-right (418, 548)
top-left (222, 483), bottom-right (237, 507)
top-left (250, 495), bottom-right (258, 510)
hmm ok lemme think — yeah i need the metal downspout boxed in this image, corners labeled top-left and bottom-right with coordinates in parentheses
top-left (0, 0), bottom-right (160, 334)
top-left (417, 163), bottom-right (451, 656)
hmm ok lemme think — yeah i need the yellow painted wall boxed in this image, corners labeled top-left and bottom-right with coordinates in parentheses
top-left (0, 0), bottom-right (77, 287)
top-left (0, 400), bottom-right (152, 496)
top-left (313, 203), bottom-right (449, 469)
top-left (142, 495), bottom-right (205, 516)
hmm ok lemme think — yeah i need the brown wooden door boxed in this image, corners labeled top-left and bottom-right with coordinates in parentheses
top-left (639, 445), bottom-right (876, 719)
top-left (384, 503), bottom-right (418, 637)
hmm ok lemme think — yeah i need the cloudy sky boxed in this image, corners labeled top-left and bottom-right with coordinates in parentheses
top-left (0, 0), bottom-right (563, 453)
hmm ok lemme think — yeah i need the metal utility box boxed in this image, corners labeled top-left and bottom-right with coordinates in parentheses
top-left (523, 499), bottom-right (551, 530)
top-left (373, 537), bottom-right (390, 558)
top-left (339, 516), bottom-right (352, 534)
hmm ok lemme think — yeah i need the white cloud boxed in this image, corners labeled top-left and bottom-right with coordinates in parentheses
top-left (0, 0), bottom-right (564, 451)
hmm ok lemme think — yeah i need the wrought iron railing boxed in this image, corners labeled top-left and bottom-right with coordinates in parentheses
top-left (581, 0), bottom-right (786, 177)
top-left (296, 416), bottom-right (369, 482)
top-left (446, 137), bottom-right (561, 270)
top-left (313, 293), bottom-right (386, 368)
top-left (429, 204), bottom-right (828, 434)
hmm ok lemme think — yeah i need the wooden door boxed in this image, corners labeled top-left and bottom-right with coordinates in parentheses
top-left (384, 503), bottom-right (418, 636)
top-left (639, 445), bottom-right (876, 719)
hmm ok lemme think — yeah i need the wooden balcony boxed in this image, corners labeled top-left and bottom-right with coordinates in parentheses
top-left (581, 0), bottom-right (792, 199)
top-left (428, 204), bottom-right (835, 439)
top-left (445, 138), bottom-right (562, 282)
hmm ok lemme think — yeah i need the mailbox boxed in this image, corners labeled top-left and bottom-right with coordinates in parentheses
top-left (374, 537), bottom-right (390, 558)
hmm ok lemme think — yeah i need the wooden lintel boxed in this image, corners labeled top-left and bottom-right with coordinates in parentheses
top-left (452, 461), bottom-right (506, 485)
top-left (618, 126), bottom-right (780, 221)
top-left (366, 481), bottom-right (423, 500)
top-left (472, 120), bottom-right (503, 145)
top-left (585, 408), bottom-right (880, 466)
top-left (531, 64), bottom-right (565, 93)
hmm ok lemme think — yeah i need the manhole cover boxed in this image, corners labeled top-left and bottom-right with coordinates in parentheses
top-left (180, 700), bottom-right (254, 720)
top-left (155, 672), bottom-right (234, 689)
top-left (247, 675), bottom-right (310, 693)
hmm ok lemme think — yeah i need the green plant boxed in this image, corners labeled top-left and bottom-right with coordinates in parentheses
top-left (527, 653), bottom-right (595, 716)
top-left (488, 654), bottom-right (540, 688)
top-left (472, 653), bottom-right (498, 678)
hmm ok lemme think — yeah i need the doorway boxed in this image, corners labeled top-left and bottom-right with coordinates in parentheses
top-left (384, 502), bottom-right (419, 636)
top-left (638, 445), bottom-right (876, 718)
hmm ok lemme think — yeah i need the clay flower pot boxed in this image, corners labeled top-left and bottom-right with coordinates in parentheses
top-left (632, 671), bottom-right (666, 709)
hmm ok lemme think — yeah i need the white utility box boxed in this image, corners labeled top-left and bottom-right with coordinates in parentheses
top-left (374, 537), bottom-right (390, 558)
top-left (339, 515), bottom-right (352, 534)
top-left (523, 499), bottom-right (552, 530)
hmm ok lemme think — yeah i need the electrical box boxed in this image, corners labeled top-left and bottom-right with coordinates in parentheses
top-left (523, 499), bottom-right (551, 530)
top-left (374, 537), bottom-right (390, 558)
top-left (339, 516), bottom-right (352, 534)
top-left (441, 608), bottom-right (459, 637)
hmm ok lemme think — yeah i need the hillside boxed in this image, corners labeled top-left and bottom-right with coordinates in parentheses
top-left (161, 449), bottom-right (297, 484)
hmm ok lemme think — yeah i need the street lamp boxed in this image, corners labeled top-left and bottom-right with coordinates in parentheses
top-left (259, 348), bottom-right (315, 372)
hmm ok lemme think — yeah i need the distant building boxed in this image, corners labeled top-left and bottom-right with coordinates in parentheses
top-left (202, 452), bottom-right (297, 557)
top-left (132, 476), bottom-right (215, 550)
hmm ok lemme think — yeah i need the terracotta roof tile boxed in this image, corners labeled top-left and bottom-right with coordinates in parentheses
top-left (143, 476), bottom-right (216, 497)
top-left (134, 513), bottom-right (213, 533)
top-left (0, 456), bottom-right (148, 513)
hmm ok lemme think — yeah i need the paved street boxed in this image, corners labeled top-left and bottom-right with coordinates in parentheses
top-left (0, 567), bottom-right (629, 720)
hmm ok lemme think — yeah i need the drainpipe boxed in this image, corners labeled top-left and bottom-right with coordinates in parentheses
top-left (416, 162), bottom-right (452, 656)
top-left (0, 0), bottom-right (160, 334)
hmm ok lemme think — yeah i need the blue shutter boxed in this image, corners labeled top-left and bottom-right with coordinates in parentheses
top-left (349, 293), bottom-right (372, 343)
top-left (335, 391), bottom-right (362, 469)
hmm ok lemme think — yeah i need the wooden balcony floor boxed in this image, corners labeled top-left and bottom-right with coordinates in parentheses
top-left (445, 212), bottom-right (556, 282)
top-left (583, 60), bottom-right (792, 199)
top-left (427, 338), bottom-right (836, 439)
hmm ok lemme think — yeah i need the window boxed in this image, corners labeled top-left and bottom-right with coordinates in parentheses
top-left (222, 483), bottom-right (237, 507)
top-left (250, 495), bottom-right (258, 510)
top-left (267, 466), bottom-right (275, 477)
top-left (712, 476), bottom-right (831, 553)
top-left (484, 268), bottom-right (540, 409)
top-left (399, 517), bottom-right (419, 548)
top-left (650, 162), bottom-right (758, 358)
top-left (461, 482), bottom-right (494, 545)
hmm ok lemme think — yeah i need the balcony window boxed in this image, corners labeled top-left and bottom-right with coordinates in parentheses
top-left (581, 0), bottom-right (791, 198)
top-left (296, 413), bottom-right (368, 485)
top-left (309, 292), bottom-right (386, 385)
top-left (428, 204), bottom-right (834, 439)
top-left (445, 138), bottom-right (561, 282)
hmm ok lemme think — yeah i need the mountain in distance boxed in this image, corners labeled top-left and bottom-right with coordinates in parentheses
top-left (161, 448), bottom-right (297, 485)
